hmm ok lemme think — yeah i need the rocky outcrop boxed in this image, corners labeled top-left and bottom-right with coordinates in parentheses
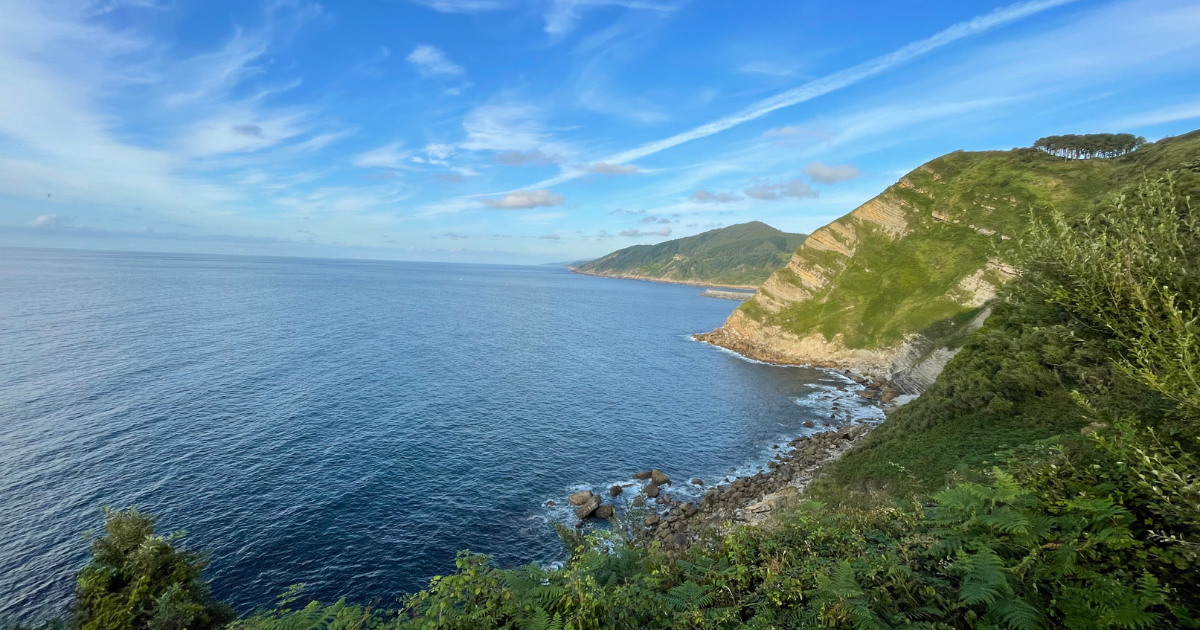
top-left (695, 154), bottom-right (1031, 392)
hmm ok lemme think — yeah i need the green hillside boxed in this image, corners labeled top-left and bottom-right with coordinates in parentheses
top-left (574, 221), bottom-right (806, 288)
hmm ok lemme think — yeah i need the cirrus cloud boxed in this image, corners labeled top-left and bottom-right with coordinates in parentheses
top-left (406, 45), bottom-right (465, 77)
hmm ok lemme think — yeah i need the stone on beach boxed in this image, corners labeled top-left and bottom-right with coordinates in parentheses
top-left (567, 490), bottom-right (594, 506)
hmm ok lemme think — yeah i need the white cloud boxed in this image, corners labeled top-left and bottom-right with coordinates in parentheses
top-left (406, 45), bottom-right (464, 77)
top-left (484, 189), bottom-right (565, 209)
top-left (690, 189), bottom-right (743, 204)
top-left (744, 178), bottom-right (818, 200)
top-left (619, 227), bottom-right (671, 237)
top-left (544, 0), bottom-right (678, 35)
top-left (459, 104), bottom-right (547, 152)
top-left (352, 142), bottom-right (413, 169)
top-left (802, 162), bottom-right (859, 184)
top-left (586, 162), bottom-right (639, 175)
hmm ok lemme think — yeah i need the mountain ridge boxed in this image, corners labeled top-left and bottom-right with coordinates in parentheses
top-left (572, 221), bottom-right (806, 289)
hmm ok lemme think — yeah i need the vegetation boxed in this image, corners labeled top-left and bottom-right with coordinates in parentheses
top-left (738, 131), bottom-right (1198, 355)
top-left (16, 133), bottom-right (1200, 629)
top-left (70, 508), bottom-right (234, 630)
top-left (575, 222), bottom-right (806, 288)
top-left (1033, 133), bottom-right (1146, 159)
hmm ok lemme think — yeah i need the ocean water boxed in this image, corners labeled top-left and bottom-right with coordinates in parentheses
top-left (0, 248), bottom-right (880, 621)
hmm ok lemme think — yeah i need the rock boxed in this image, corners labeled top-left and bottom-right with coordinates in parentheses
top-left (650, 469), bottom-right (671, 486)
top-left (609, 485), bottom-right (623, 497)
top-left (544, 500), bottom-right (557, 507)
top-left (857, 389), bottom-right (876, 399)
top-left (645, 483), bottom-right (660, 498)
top-left (631, 495), bottom-right (645, 507)
top-left (593, 504), bottom-right (614, 519)
top-left (632, 470), bottom-right (653, 480)
top-left (654, 495), bottom-right (668, 505)
top-left (567, 490), bottom-right (594, 506)
top-left (644, 513), bottom-right (659, 526)
top-left (803, 420), bottom-right (814, 428)
top-left (575, 494), bottom-right (601, 519)
top-left (691, 478), bottom-right (704, 486)
top-left (881, 390), bottom-right (897, 403)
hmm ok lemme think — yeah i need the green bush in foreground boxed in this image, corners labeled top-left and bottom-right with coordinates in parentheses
top-left (72, 508), bottom-right (233, 630)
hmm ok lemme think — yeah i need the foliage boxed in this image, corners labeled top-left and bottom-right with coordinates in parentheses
top-left (1033, 133), bottom-right (1146, 159)
top-left (575, 221), bottom-right (806, 288)
top-left (71, 508), bottom-right (233, 630)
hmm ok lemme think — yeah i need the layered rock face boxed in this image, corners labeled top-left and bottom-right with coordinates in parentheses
top-left (697, 149), bottom-right (1109, 392)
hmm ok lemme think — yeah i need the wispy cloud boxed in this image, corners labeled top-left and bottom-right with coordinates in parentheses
top-left (1112, 101), bottom-right (1200, 128)
top-left (495, 149), bottom-right (558, 165)
top-left (352, 142), bottom-right (413, 169)
top-left (407, 0), bottom-right (510, 13)
top-left (406, 45), bottom-right (465, 77)
top-left (530, 0), bottom-right (1077, 189)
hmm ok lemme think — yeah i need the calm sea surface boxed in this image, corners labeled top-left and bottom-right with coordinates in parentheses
top-left (0, 248), bottom-right (879, 621)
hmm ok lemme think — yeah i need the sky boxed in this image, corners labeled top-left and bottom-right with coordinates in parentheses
top-left (1, 0), bottom-right (1199, 264)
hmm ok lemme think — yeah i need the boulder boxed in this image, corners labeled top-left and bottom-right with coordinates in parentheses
top-left (609, 485), bottom-right (623, 497)
top-left (593, 504), bottom-right (614, 519)
top-left (803, 420), bottom-right (814, 428)
top-left (645, 483), bottom-right (660, 498)
top-left (857, 389), bottom-right (876, 399)
top-left (631, 495), bottom-right (645, 507)
top-left (650, 469), bottom-right (671, 486)
top-left (544, 500), bottom-right (557, 507)
top-left (575, 494), bottom-right (601, 519)
top-left (567, 490), bottom-right (594, 506)
top-left (690, 478), bottom-right (704, 486)
top-left (632, 470), bottom-right (653, 480)
top-left (644, 513), bottom-right (660, 526)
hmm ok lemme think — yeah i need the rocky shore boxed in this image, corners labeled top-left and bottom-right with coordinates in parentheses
top-left (567, 267), bottom-right (759, 291)
top-left (550, 370), bottom-right (911, 551)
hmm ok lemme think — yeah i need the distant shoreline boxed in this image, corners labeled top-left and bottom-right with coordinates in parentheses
top-left (567, 266), bottom-right (760, 291)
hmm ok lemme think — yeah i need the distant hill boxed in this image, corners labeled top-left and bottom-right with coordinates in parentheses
top-left (572, 222), bottom-right (807, 288)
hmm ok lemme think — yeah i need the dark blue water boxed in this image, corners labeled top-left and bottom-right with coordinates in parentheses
top-left (0, 248), bottom-right (878, 621)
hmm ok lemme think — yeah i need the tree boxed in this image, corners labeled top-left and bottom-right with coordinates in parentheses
top-left (1033, 133), bottom-right (1146, 159)
top-left (72, 508), bottom-right (233, 630)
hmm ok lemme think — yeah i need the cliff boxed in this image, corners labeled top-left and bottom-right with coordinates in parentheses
top-left (696, 135), bottom-right (1200, 391)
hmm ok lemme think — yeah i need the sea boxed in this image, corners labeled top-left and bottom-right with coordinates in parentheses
top-left (0, 247), bottom-right (882, 621)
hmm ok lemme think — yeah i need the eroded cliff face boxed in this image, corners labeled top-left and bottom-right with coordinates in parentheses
top-left (695, 150), bottom-right (1097, 392)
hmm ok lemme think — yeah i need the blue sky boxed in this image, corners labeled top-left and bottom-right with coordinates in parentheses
top-left (1, 0), bottom-right (1199, 264)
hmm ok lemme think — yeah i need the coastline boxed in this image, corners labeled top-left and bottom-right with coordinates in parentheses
top-left (568, 266), bottom-right (761, 291)
top-left (551, 361), bottom-right (912, 550)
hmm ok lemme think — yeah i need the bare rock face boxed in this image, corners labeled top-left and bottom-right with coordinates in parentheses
top-left (650, 469), bottom-right (671, 486)
top-left (575, 494), bottom-right (601, 519)
top-left (567, 490), bottom-right (594, 506)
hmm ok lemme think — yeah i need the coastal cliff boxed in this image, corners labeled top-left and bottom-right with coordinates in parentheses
top-left (697, 147), bottom-right (1115, 391)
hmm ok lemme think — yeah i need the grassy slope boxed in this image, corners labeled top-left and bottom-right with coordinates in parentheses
top-left (575, 221), bottom-right (806, 287)
top-left (810, 131), bottom-right (1200, 503)
top-left (741, 149), bottom-right (1114, 350)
